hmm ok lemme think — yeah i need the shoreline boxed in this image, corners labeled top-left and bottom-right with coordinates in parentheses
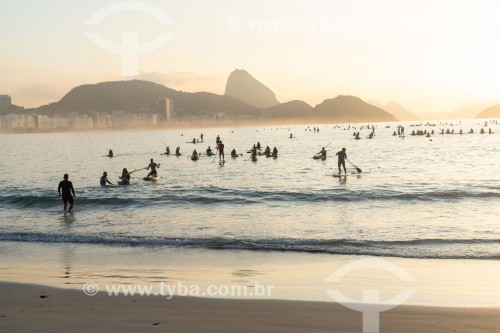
top-left (1, 281), bottom-right (499, 333)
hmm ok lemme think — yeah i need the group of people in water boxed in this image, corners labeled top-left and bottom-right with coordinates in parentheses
top-left (192, 135), bottom-right (226, 162)
top-left (248, 142), bottom-right (279, 161)
top-left (312, 147), bottom-right (349, 174)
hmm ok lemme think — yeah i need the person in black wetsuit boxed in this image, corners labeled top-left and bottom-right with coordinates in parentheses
top-left (336, 148), bottom-right (347, 174)
top-left (58, 173), bottom-right (75, 212)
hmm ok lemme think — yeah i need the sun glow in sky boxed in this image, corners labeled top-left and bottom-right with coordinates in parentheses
top-left (1, 0), bottom-right (500, 113)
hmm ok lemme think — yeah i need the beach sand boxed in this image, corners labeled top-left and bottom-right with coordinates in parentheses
top-left (1, 282), bottom-right (498, 333)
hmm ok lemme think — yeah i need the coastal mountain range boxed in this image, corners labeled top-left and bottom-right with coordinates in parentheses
top-left (23, 69), bottom-right (499, 122)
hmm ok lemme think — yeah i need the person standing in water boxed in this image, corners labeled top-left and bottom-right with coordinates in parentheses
top-left (217, 140), bottom-right (225, 162)
top-left (336, 148), bottom-right (348, 174)
top-left (146, 159), bottom-right (160, 177)
top-left (58, 173), bottom-right (75, 212)
top-left (100, 172), bottom-right (113, 186)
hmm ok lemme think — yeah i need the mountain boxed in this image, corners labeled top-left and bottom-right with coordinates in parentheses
top-left (224, 69), bottom-right (279, 108)
top-left (314, 96), bottom-right (397, 122)
top-left (368, 101), bottom-right (419, 121)
top-left (33, 80), bottom-right (259, 117)
top-left (263, 100), bottom-right (313, 119)
top-left (420, 100), bottom-right (500, 120)
top-left (476, 104), bottom-right (500, 118)
top-left (384, 102), bottom-right (419, 121)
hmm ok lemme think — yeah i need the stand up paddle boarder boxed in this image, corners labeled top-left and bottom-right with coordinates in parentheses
top-left (336, 148), bottom-right (347, 174)
top-left (146, 159), bottom-right (160, 177)
top-left (217, 140), bottom-right (225, 162)
top-left (58, 173), bottom-right (75, 212)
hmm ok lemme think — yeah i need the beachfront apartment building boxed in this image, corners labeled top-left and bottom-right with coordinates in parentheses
top-left (0, 95), bottom-right (12, 111)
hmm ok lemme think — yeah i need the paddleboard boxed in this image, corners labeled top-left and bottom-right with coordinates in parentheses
top-left (143, 176), bottom-right (159, 181)
top-left (333, 174), bottom-right (349, 178)
top-left (176, 153), bottom-right (182, 156)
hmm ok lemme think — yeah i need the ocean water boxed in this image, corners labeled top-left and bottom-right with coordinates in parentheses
top-left (0, 120), bottom-right (499, 260)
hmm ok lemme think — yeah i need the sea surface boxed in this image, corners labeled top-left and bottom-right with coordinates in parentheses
top-left (0, 120), bottom-right (499, 261)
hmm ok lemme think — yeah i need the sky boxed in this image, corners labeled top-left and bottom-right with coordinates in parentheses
top-left (1, 0), bottom-right (500, 113)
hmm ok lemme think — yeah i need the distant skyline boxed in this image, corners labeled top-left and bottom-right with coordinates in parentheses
top-left (1, 0), bottom-right (500, 113)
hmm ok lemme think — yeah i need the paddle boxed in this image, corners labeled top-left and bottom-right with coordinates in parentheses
top-left (312, 142), bottom-right (331, 159)
top-left (346, 158), bottom-right (362, 173)
top-left (212, 147), bottom-right (218, 163)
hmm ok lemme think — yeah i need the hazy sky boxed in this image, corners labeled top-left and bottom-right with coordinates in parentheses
top-left (1, 0), bottom-right (500, 113)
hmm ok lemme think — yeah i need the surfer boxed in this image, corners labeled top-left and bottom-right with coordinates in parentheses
top-left (200, 133), bottom-right (204, 141)
top-left (191, 150), bottom-right (199, 159)
top-left (108, 149), bottom-right (113, 157)
top-left (231, 148), bottom-right (238, 157)
top-left (100, 172), bottom-right (113, 186)
top-left (216, 135), bottom-right (220, 144)
top-left (146, 159), bottom-right (160, 177)
top-left (175, 147), bottom-right (181, 156)
top-left (206, 146), bottom-right (213, 155)
top-left (272, 147), bottom-right (278, 158)
top-left (217, 140), bottom-right (225, 162)
top-left (336, 148), bottom-right (347, 174)
top-left (165, 146), bottom-right (170, 155)
top-left (58, 173), bottom-right (75, 212)
top-left (118, 168), bottom-right (130, 185)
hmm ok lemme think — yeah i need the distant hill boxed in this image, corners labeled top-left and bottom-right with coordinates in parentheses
top-left (476, 104), bottom-right (500, 118)
top-left (33, 80), bottom-right (259, 117)
top-left (368, 101), bottom-right (419, 121)
top-left (263, 100), bottom-right (313, 119)
top-left (420, 100), bottom-right (500, 120)
top-left (224, 69), bottom-right (279, 108)
top-left (314, 96), bottom-right (397, 122)
top-left (384, 102), bottom-right (419, 121)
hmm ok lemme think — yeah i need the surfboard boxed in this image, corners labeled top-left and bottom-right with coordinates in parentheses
top-left (143, 176), bottom-right (159, 181)
top-left (333, 174), bottom-right (350, 178)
